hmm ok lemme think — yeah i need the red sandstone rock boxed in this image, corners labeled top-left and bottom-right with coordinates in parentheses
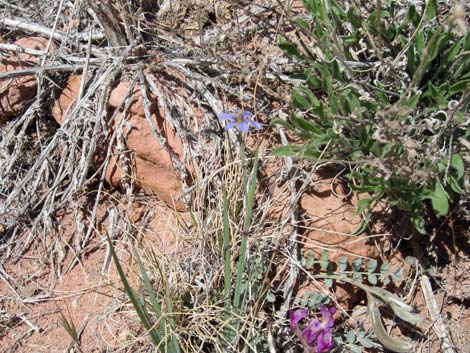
top-left (108, 81), bottom-right (156, 118)
top-left (298, 173), bottom-right (380, 307)
top-left (0, 37), bottom-right (57, 121)
top-left (51, 74), bottom-right (81, 125)
top-left (107, 81), bottom-right (184, 167)
top-left (300, 175), bottom-right (379, 262)
top-left (53, 74), bottom-right (189, 211)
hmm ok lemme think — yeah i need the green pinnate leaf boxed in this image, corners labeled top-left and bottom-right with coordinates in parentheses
top-left (320, 249), bottom-right (330, 270)
top-left (304, 251), bottom-right (315, 269)
top-left (350, 344), bottom-right (362, 353)
top-left (353, 272), bottom-right (363, 282)
top-left (307, 292), bottom-right (327, 307)
top-left (352, 258), bottom-right (362, 272)
top-left (368, 273), bottom-right (378, 285)
top-left (390, 267), bottom-right (403, 282)
top-left (325, 278), bottom-right (334, 288)
top-left (367, 259), bottom-right (378, 273)
top-left (338, 256), bottom-right (348, 272)
top-left (357, 334), bottom-right (375, 348)
top-left (380, 262), bottom-right (390, 275)
top-left (346, 330), bottom-right (356, 344)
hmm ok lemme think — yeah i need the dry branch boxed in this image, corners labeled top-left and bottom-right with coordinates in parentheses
top-left (0, 16), bottom-right (104, 42)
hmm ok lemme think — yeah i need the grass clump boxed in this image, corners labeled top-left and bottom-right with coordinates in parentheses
top-left (108, 143), bottom-right (276, 352)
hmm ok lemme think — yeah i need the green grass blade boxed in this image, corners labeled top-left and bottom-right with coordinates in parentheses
top-left (233, 237), bottom-right (247, 311)
top-left (159, 264), bottom-right (181, 353)
top-left (107, 236), bottom-right (163, 347)
top-left (220, 187), bottom-right (238, 347)
top-left (132, 245), bottom-right (172, 352)
top-left (222, 187), bottom-right (232, 311)
top-left (243, 148), bottom-right (259, 232)
top-left (233, 149), bottom-right (259, 311)
top-left (59, 310), bottom-right (78, 344)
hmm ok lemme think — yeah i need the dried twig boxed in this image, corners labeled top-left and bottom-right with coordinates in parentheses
top-left (0, 16), bottom-right (104, 42)
top-left (421, 274), bottom-right (456, 353)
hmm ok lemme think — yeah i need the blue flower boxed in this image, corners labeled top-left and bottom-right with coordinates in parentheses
top-left (218, 110), bottom-right (263, 133)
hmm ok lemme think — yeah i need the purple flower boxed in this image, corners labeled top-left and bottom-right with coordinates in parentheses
top-left (290, 308), bottom-right (309, 331)
top-left (289, 306), bottom-right (336, 353)
top-left (218, 110), bottom-right (263, 133)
